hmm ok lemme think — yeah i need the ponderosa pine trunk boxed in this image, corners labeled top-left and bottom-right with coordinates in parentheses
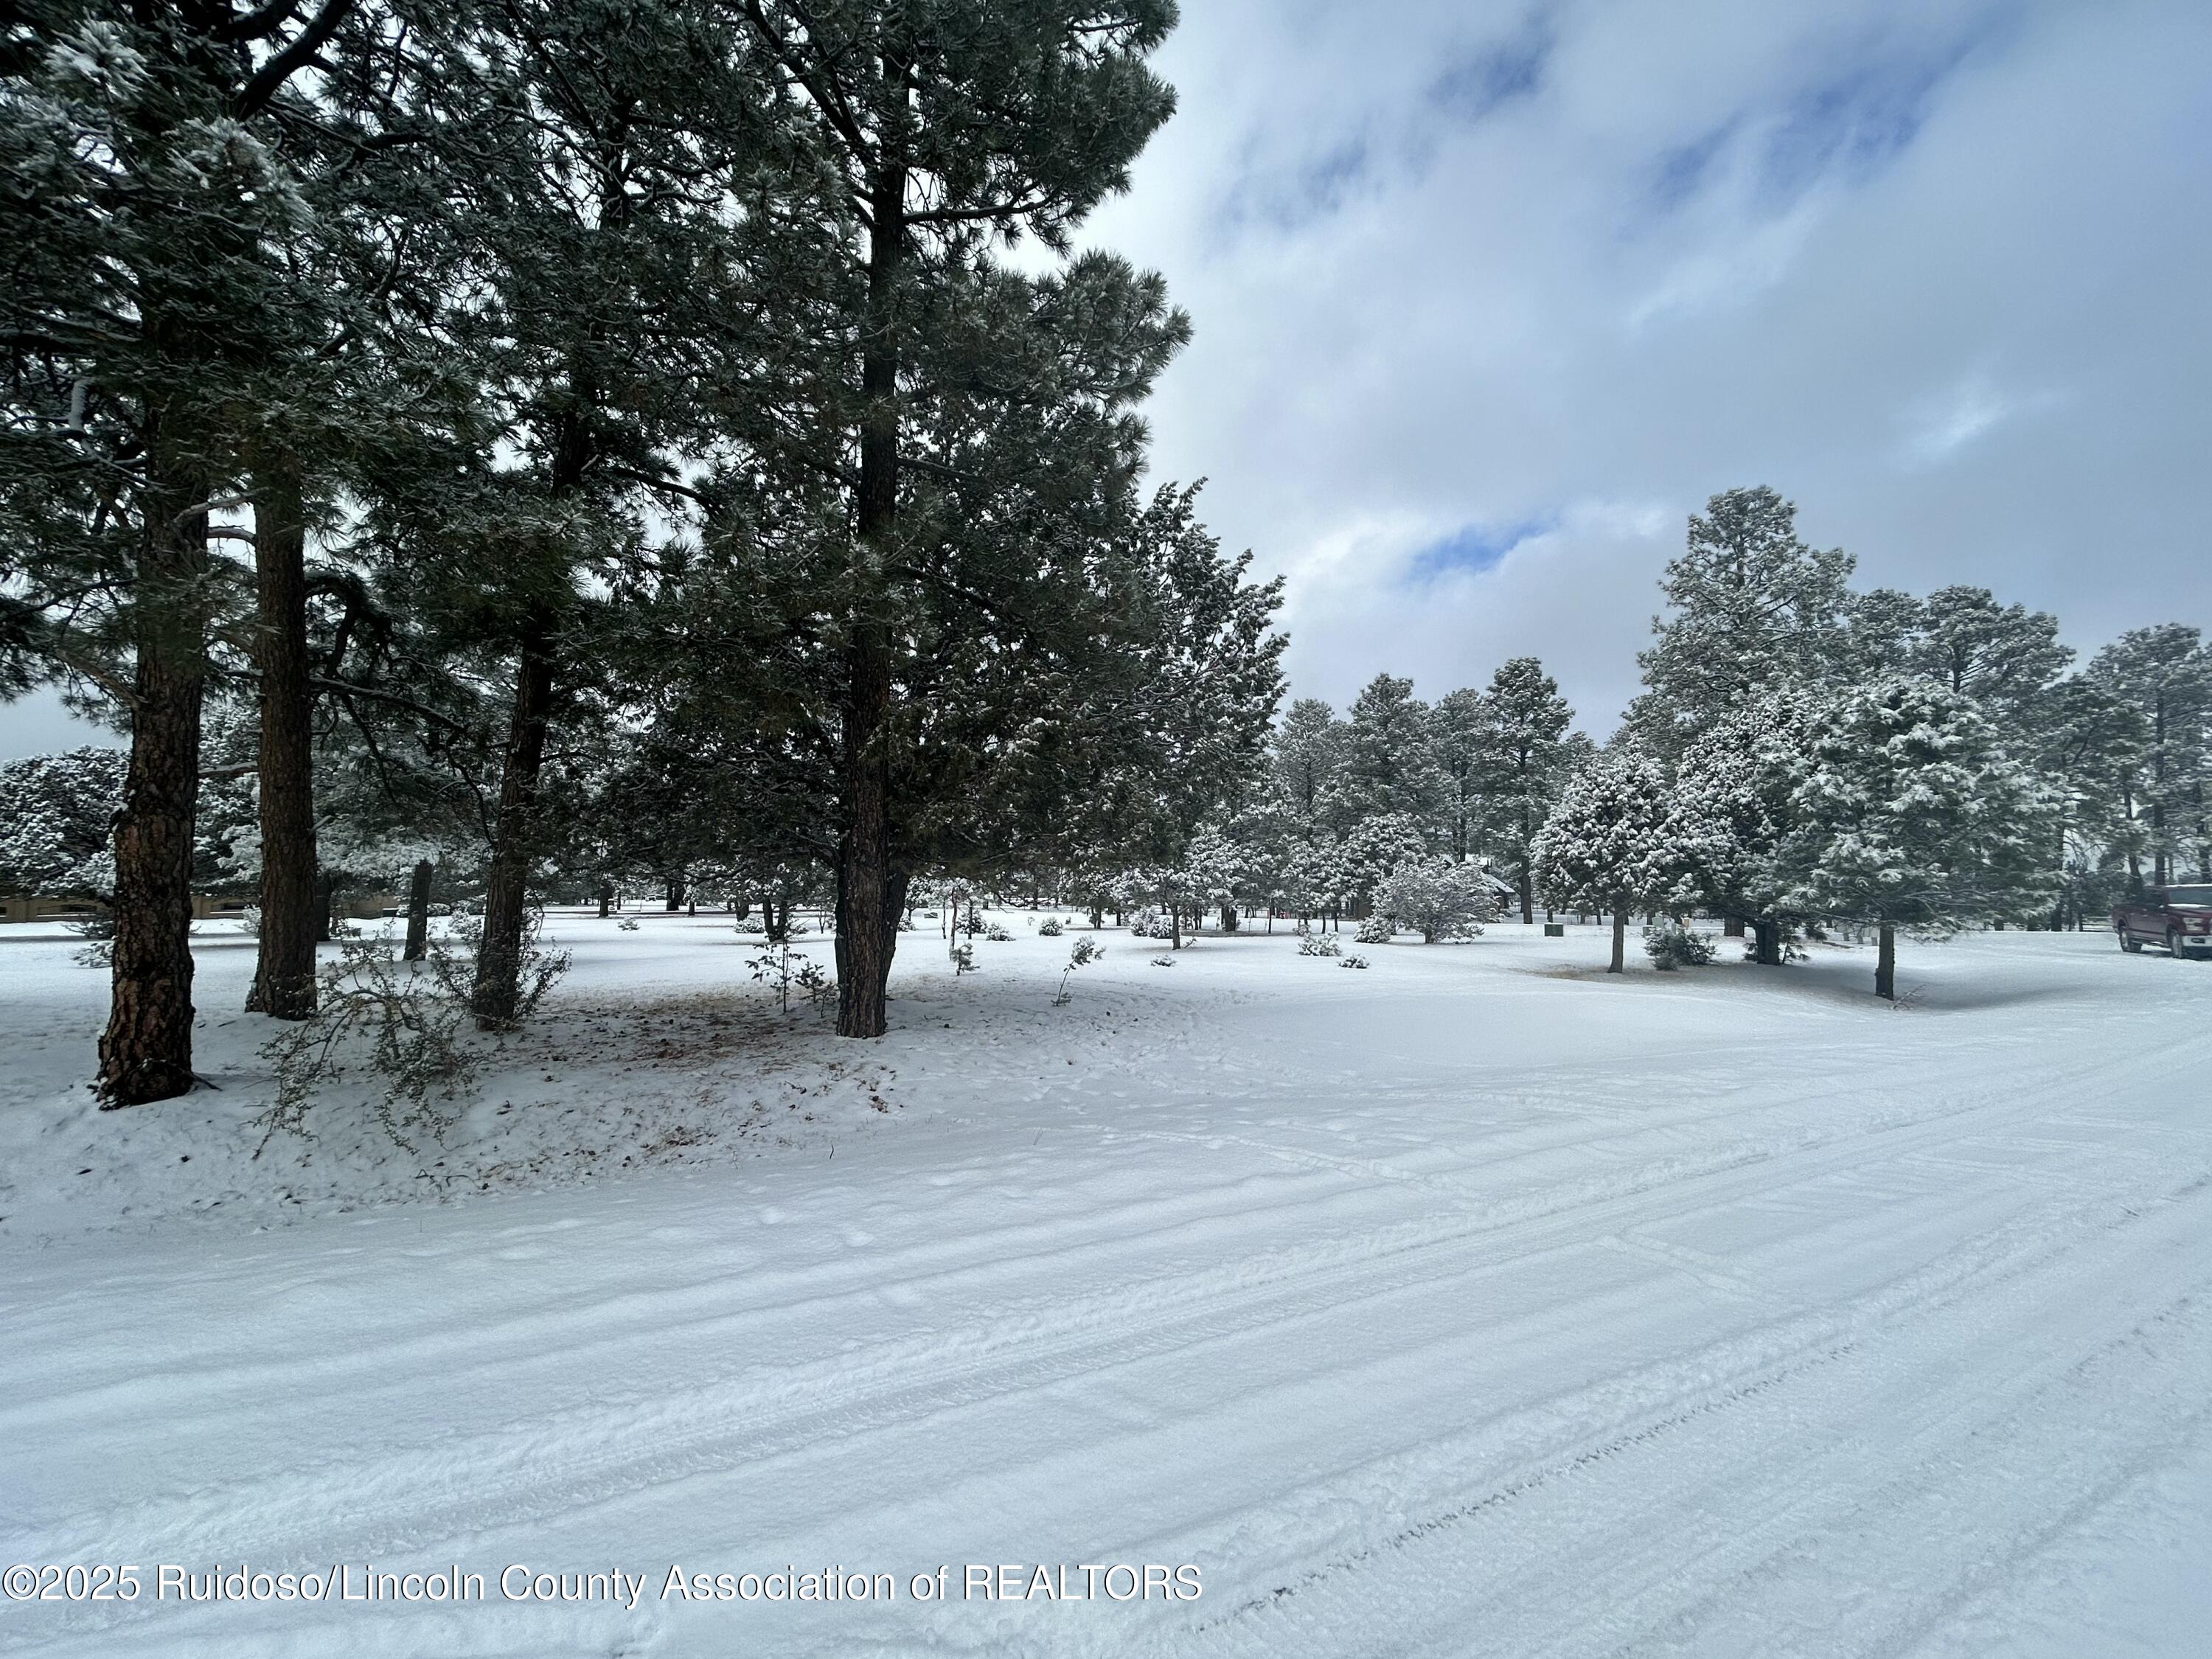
top-left (1875, 919), bottom-right (1897, 1001)
top-left (471, 608), bottom-right (554, 1029)
top-left (1608, 908), bottom-right (1627, 973)
top-left (246, 451), bottom-right (318, 1019)
top-left (403, 858), bottom-right (433, 961)
top-left (1753, 917), bottom-right (1782, 966)
top-left (1519, 866), bottom-right (1534, 925)
top-left (835, 149), bottom-right (908, 1039)
top-left (597, 880), bottom-right (613, 919)
top-left (98, 415), bottom-right (209, 1107)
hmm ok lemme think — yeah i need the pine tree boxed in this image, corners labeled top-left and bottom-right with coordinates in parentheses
top-left (1534, 749), bottom-right (1693, 973)
top-left (1627, 486), bottom-right (1856, 756)
top-left (1373, 856), bottom-right (1496, 943)
top-left (1332, 674), bottom-right (1441, 833)
top-left (1470, 656), bottom-right (1575, 923)
top-left (1786, 676), bottom-right (2056, 998)
top-left (1672, 689), bottom-right (1823, 964)
top-left (2, 2), bottom-right (389, 1101)
top-left (2087, 625), bottom-right (2210, 888)
top-left (0, 747), bottom-right (128, 897)
top-left (733, 0), bottom-right (1181, 1037)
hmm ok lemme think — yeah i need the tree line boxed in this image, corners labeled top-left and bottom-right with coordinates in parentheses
top-left (1, 0), bottom-right (1287, 1103)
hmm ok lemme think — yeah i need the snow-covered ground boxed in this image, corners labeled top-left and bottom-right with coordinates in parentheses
top-left (2, 914), bottom-right (2208, 1657)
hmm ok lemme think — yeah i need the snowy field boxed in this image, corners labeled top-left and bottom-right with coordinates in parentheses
top-left (2, 914), bottom-right (2208, 1657)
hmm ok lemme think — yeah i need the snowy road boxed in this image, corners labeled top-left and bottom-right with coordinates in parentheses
top-left (2, 922), bottom-right (2208, 1655)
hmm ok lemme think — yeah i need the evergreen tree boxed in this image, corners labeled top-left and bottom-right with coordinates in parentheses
top-left (1, 1), bottom-right (394, 1100)
top-left (1672, 689), bottom-right (1823, 965)
top-left (1787, 676), bottom-right (2056, 998)
top-left (734, 0), bottom-right (1180, 1037)
top-left (1469, 656), bottom-right (1574, 923)
top-left (1429, 686), bottom-right (1486, 862)
top-left (1273, 698), bottom-right (1346, 838)
top-left (1332, 673), bottom-right (1441, 832)
top-left (1534, 748), bottom-right (1693, 973)
top-left (0, 747), bottom-right (128, 897)
top-left (1628, 486), bottom-right (1855, 756)
top-left (2087, 625), bottom-right (2211, 888)
top-left (1373, 856), bottom-right (1496, 943)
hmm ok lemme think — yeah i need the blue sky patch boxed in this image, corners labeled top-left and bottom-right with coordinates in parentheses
top-left (1407, 515), bottom-right (1557, 582)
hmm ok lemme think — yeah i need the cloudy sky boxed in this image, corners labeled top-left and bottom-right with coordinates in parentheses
top-left (4, 0), bottom-right (2206, 759)
top-left (1079, 0), bottom-right (2212, 734)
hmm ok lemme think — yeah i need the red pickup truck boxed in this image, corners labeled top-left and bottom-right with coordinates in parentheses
top-left (2114, 885), bottom-right (2212, 957)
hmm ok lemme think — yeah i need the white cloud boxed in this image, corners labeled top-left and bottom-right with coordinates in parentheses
top-left (1077, 0), bottom-right (2212, 731)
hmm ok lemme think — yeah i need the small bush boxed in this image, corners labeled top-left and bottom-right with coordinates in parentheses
top-left (1037, 916), bottom-right (1064, 937)
top-left (1338, 953), bottom-right (1370, 969)
top-left (1645, 919), bottom-right (1717, 970)
top-left (617, 917), bottom-right (641, 931)
top-left (65, 910), bottom-right (115, 968)
top-left (1298, 933), bottom-right (1341, 958)
top-left (1129, 908), bottom-right (1175, 939)
top-left (257, 908), bottom-right (568, 1152)
top-left (984, 924), bottom-right (1015, 942)
top-left (1354, 914), bottom-right (1394, 945)
top-left (1150, 953), bottom-right (1175, 967)
top-left (1053, 936), bottom-right (1102, 1004)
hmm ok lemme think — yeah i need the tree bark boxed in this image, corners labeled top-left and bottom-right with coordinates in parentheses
top-left (1608, 908), bottom-right (1626, 973)
top-left (596, 880), bottom-right (612, 919)
top-left (470, 608), bottom-right (554, 1029)
top-left (1520, 866), bottom-right (1534, 925)
top-left (1875, 919), bottom-right (1896, 1001)
top-left (99, 422), bottom-right (209, 1106)
top-left (1722, 915), bottom-right (1745, 938)
top-left (1753, 917), bottom-right (1781, 966)
top-left (246, 451), bottom-right (318, 1019)
top-left (835, 145), bottom-right (908, 1039)
top-left (403, 858), bottom-right (434, 961)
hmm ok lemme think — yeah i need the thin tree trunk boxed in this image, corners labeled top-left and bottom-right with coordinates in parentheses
top-left (246, 451), bottom-right (318, 1019)
top-left (471, 608), bottom-right (554, 1029)
top-left (1875, 919), bottom-right (1896, 1001)
top-left (1520, 866), bottom-right (1534, 925)
top-left (835, 147), bottom-right (908, 1040)
top-left (99, 428), bottom-right (209, 1105)
top-left (403, 858), bottom-right (434, 961)
top-left (313, 866), bottom-right (335, 942)
top-left (1609, 908), bottom-right (1626, 973)
top-left (597, 880), bottom-right (612, 919)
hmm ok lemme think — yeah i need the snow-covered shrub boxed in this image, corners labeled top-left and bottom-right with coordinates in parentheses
top-left (984, 924), bottom-right (1015, 942)
top-left (1354, 914), bottom-right (1394, 945)
top-left (1372, 858), bottom-right (1496, 943)
top-left (1037, 916), bottom-right (1064, 937)
top-left (65, 909), bottom-right (114, 968)
top-left (1338, 953), bottom-right (1370, 970)
top-left (1129, 908), bottom-right (1175, 939)
top-left (734, 917), bottom-right (766, 935)
top-left (1150, 954), bottom-right (1175, 967)
top-left (1298, 932), bottom-right (1341, 958)
top-left (235, 903), bottom-right (262, 939)
top-left (618, 917), bottom-right (641, 931)
top-left (950, 942), bottom-right (976, 975)
top-left (1644, 919), bottom-right (1716, 970)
